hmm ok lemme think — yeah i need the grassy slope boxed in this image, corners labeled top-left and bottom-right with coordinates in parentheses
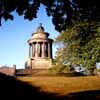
top-left (17, 76), bottom-right (100, 95)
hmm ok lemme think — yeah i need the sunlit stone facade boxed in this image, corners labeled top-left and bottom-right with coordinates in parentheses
top-left (26, 24), bottom-right (53, 69)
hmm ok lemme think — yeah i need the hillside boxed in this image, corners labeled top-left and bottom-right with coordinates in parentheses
top-left (17, 76), bottom-right (100, 99)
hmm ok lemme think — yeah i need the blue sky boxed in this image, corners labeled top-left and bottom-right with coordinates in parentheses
top-left (0, 5), bottom-right (59, 69)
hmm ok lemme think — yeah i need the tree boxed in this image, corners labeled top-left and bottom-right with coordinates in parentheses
top-left (0, 0), bottom-right (78, 32)
top-left (55, 21), bottom-right (100, 70)
top-left (1, 0), bottom-right (100, 32)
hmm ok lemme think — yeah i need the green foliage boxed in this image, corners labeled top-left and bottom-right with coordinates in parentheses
top-left (55, 22), bottom-right (100, 69)
top-left (49, 64), bottom-right (66, 73)
top-left (0, 0), bottom-right (78, 32)
top-left (97, 69), bottom-right (100, 72)
top-left (52, 58), bottom-right (57, 65)
top-left (0, 0), bottom-right (99, 32)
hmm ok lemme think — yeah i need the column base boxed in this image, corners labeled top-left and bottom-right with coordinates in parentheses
top-left (30, 58), bottom-right (52, 69)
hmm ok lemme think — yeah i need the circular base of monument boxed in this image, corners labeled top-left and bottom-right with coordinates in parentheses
top-left (31, 58), bottom-right (52, 69)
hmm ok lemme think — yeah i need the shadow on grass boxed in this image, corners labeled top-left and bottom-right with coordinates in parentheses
top-left (0, 73), bottom-right (99, 100)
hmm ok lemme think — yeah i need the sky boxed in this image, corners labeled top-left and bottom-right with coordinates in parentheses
top-left (0, 4), bottom-right (59, 69)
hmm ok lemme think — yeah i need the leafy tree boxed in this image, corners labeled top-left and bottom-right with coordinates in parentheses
top-left (54, 0), bottom-right (100, 70)
top-left (0, 0), bottom-right (99, 32)
top-left (56, 21), bottom-right (100, 69)
top-left (0, 0), bottom-right (78, 32)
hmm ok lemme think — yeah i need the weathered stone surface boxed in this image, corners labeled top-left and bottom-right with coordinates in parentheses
top-left (31, 58), bottom-right (52, 69)
top-left (26, 24), bottom-right (53, 69)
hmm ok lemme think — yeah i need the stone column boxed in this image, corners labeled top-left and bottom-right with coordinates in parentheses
top-left (50, 43), bottom-right (52, 58)
top-left (38, 42), bottom-right (41, 57)
top-left (29, 44), bottom-right (31, 58)
top-left (48, 43), bottom-right (51, 58)
top-left (40, 43), bottom-right (42, 57)
top-left (35, 42), bottom-right (38, 58)
top-left (44, 43), bottom-right (47, 57)
top-left (31, 44), bottom-right (32, 57)
top-left (32, 43), bottom-right (36, 57)
top-left (42, 42), bottom-right (45, 58)
top-left (33, 43), bottom-right (36, 57)
top-left (45, 42), bottom-right (48, 57)
top-left (32, 43), bottom-right (34, 57)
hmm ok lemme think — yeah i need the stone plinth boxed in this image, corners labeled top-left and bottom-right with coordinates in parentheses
top-left (31, 58), bottom-right (52, 69)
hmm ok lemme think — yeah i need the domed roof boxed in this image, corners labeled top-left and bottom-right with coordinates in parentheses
top-left (28, 24), bottom-right (53, 44)
top-left (31, 23), bottom-right (49, 39)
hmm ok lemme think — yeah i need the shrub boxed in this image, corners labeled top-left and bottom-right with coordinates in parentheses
top-left (49, 64), bottom-right (66, 74)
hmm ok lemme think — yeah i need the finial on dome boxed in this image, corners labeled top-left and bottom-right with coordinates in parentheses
top-left (36, 23), bottom-right (44, 32)
top-left (39, 23), bottom-right (42, 26)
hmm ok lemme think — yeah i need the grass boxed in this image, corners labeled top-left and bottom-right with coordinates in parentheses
top-left (17, 75), bottom-right (100, 95)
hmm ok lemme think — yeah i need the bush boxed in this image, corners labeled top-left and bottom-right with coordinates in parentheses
top-left (49, 64), bottom-right (66, 74)
top-left (97, 69), bottom-right (100, 72)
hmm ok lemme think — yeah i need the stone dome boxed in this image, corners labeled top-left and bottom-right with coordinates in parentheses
top-left (31, 24), bottom-right (49, 39)
top-left (32, 32), bottom-right (49, 39)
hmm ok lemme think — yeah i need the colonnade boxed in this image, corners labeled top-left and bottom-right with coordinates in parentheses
top-left (29, 42), bottom-right (52, 58)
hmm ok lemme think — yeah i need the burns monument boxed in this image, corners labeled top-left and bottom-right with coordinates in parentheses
top-left (26, 24), bottom-right (53, 69)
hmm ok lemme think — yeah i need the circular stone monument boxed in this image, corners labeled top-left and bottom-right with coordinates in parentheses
top-left (26, 24), bottom-right (53, 69)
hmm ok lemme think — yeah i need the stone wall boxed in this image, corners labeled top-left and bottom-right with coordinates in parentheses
top-left (0, 65), bottom-right (16, 76)
top-left (16, 69), bottom-right (49, 76)
top-left (16, 69), bottom-right (32, 76)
